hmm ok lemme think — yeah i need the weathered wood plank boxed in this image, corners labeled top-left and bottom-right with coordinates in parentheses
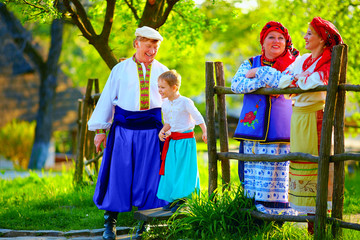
top-left (134, 208), bottom-right (177, 222)
top-left (215, 62), bottom-right (230, 187)
top-left (74, 79), bottom-right (94, 184)
top-left (214, 84), bottom-right (360, 95)
top-left (315, 44), bottom-right (344, 239)
top-left (328, 217), bottom-right (360, 231)
top-left (332, 44), bottom-right (348, 238)
top-left (217, 152), bottom-right (319, 163)
top-left (214, 85), bottom-right (328, 95)
top-left (330, 153), bottom-right (360, 162)
top-left (206, 62), bottom-right (218, 196)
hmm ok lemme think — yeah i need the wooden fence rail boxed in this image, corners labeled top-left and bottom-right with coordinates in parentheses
top-left (205, 44), bottom-right (360, 239)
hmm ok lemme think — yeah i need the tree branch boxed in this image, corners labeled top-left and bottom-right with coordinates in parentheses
top-left (155, 0), bottom-right (179, 28)
top-left (22, 0), bottom-right (48, 12)
top-left (100, 0), bottom-right (116, 41)
top-left (63, 0), bottom-right (96, 39)
top-left (124, 0), bottom-right (139, 20)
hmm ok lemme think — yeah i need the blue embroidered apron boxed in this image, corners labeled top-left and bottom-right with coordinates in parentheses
top-left (233, 55), bottom-right (292, 143)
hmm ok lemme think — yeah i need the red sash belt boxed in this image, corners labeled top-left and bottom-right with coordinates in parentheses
top-left (159, 131), bottom-right (195, 175)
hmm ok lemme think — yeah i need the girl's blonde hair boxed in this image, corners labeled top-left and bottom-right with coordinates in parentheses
top-left (158, 70), bottom-right (181, 91)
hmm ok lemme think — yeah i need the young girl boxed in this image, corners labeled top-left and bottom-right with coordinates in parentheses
top-left (156, 70), bottom-right (207, 212)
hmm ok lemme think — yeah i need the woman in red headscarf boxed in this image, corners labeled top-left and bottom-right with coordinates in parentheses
top-left (249, 17), bottom-right (343, 234)
top-left (231, 21), bottom-right (299, 216)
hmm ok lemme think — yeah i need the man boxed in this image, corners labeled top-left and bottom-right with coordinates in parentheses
top-left (87, 26), bottom-right (168, 240)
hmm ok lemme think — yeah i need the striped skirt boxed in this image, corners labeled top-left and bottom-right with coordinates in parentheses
top-left (289, 103), bottom-right (333, 214)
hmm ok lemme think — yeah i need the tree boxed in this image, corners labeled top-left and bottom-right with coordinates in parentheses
top-left (4, 0), bottom-right (215, 170)
top-left (0, 2), bottom-right (64, 169)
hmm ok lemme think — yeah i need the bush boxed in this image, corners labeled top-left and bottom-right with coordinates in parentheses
top-left (162, 185), bottom-right (268, 240)
top-left (0, 120), bottom-right (35, 169)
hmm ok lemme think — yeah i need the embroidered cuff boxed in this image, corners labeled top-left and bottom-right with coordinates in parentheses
top-left (96, 129), bottom-right (106, 134)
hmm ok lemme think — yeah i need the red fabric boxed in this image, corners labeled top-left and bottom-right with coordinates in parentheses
top-left (159, 131), bottom-right (195, 175)
top-left (302, 17), bottom-right (343, 84)
top-left (316, 110), bottom-right (324, 154)
top-left (310, 17), bottom-right (343, 50)
top-left (259, 21), bottom-right (299, 71)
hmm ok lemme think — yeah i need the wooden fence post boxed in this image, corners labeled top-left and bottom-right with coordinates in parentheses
top-left (315, 45), bottom-right (344, 239)
top-left (206, 62), bottom-right (218, 196)
top-left (93, 79), bottom-right (100, 172)
top-left (332, 44), bottom-right (348, 238)
top-left (74, 79), bottom-right (94, 184)
top-left (215, 62), bottom-right (230, 188)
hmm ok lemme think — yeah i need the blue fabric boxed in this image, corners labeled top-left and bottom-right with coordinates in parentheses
top-left (238, 141), bottom-right (244, 182)
top-left (93, 107), bottom-right (167, 212)
top-left (233, 55), bottom-right (292, 142)
top-left (239, 140), bottom-right (294, 215)
top-left (156, 130), bottom-right (200, 203)
top-left (233, 94), bottom-right (270, 141)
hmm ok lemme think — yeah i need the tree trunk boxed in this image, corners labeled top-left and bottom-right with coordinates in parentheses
top-left (28, 18), bottom-right (64, 169)
top-left (90, 37), bottom-right (118, 69)
top-left (139, 0), bottom-right (166, 28)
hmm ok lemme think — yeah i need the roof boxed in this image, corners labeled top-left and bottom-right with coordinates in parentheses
top-left (0, 8), bottom-right (83, 131)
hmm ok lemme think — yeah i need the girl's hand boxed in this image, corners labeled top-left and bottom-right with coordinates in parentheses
top-left (165, 130), bottom-right (171, 138)
top-left (202, 132), bottom-right (208, 144)
top-left (245, 68), bottom-right (258, 78)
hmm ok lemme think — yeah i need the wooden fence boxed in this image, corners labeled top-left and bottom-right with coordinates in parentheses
top-left (74, 78), bottom-right (102, 183)
top-left (205, 44), bottom-right (360, 239)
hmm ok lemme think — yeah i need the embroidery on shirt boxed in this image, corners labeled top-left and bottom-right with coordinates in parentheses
top-left (240, 99), bottom-right (261, 129)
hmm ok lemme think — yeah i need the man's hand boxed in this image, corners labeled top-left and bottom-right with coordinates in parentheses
top-left (94, 134), bottom-right (106, 153)
top-left (202, 132), bottom-right (208, 144)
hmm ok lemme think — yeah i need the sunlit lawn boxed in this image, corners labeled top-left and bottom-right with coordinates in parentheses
top-left (0, 139), bottom-right (359, 238)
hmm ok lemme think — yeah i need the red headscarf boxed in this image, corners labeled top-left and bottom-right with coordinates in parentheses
top-left (305, 17), bottom-right (343, 84)
top-left (259, 21), bottom-right (299, 72)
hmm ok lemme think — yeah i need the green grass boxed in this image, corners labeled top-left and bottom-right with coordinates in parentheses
top-left (1, 141), bottom-right (360, 240)
top-left (0, 169), bottom-right (136, 231)
top-left (344, 169), bottom-right (360, 214)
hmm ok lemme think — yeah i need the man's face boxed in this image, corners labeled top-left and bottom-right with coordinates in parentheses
top-left (134, 39), bottom-right (160, 65)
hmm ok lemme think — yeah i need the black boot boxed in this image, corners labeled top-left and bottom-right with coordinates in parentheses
top-left (103, 211), bottom-right (118, 240)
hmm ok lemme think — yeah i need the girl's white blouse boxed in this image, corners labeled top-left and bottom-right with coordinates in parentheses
top-left (162, 95), bottom-right (205, 133)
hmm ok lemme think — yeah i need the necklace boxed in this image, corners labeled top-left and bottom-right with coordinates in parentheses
top-left (261, 55), bottom-right (276, 66)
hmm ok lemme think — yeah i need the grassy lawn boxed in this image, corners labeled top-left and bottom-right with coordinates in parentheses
top-left (0, 170), bottom-right (136, 231)
top-left (0, 140), bottom-right (360, 239)
top-left (344, 167), bottom-right (360, 214)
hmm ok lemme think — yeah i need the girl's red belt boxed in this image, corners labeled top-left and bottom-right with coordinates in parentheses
top-left (159, 131), bottom-right (195, 175)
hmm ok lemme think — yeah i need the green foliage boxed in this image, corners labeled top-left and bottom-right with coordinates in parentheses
top-left (270, 0), bottom-right (360, 83)
top-left (53, 130), bottom-right (74, 154)
top-left (0, 170), bottom-right (136, 230)
top-left (4, 0), bottom-right (60, 23)
top-left (165, 185), bottom-right (263, 239)
top-left (0, 120), bottom-right (35, 169)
